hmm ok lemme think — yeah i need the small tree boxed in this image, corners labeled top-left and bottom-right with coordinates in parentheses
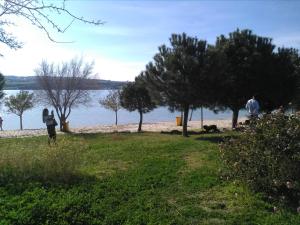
top-left (5, 90), bottom-right (34, 130)
top-left (35, 57), bottom-right (94, 131)
top-left (120, 79), bottom-right (156, 132)
top-left (99, 90), bottom-right (121, 126)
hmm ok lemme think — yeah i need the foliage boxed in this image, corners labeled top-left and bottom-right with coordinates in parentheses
top-left (120, 79), bottom-right (156, 132)
top-left (4, 90), bottom-right (34, 130)
top-left (144, 33), bottom-right (209, 136)
top-left (212, 29), bottom-right (274, 128)
top-left (291, 55), bottom-right (300, 111)
top-left (220, 113), bottom-right (300, 208)
top-left (260, 48), bottom-right (300, 112)
top-left (0, 132), bottom-right (300, 224)
top-left (35, 57), bottom-right (94, 131)
top-left (0, 0), bottom-right (102, 55)
top-left (211, 29), bottom-right (299, 128)
top-left (99, 90), bottom-right (121, 125)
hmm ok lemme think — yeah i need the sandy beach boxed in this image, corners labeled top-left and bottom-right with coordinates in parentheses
top-left (0, 118), bottom-right (246, 138)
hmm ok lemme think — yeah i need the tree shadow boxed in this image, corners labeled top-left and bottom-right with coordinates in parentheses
top-left (195, 136), bottom-right (226, 144)
top-left (0, 171), bottom-right (101, 194)
top-left (66, 131), bottom-right (133, 140)
top-left (195, 134), bottom-right (238, 144)
top-left (160, 130), bottom-right (208, 135)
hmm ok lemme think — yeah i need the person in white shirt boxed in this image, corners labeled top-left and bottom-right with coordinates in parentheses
top-left (246, 95), bottom-right (260, 118)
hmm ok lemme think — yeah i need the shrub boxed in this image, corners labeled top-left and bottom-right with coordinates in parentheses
top-left (220, 113), bottom-right (300, 207)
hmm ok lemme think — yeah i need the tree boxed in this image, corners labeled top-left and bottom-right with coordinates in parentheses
top-left (212, 29), bottom-right (273, 128)
top-left (35, 57), bottom-right (94, 131)
top-left (4, 90), bottom-right (34, 130)
top-left (211, 29), bottom-right (300, 128)
top-left (99, 90), bottom-right (121, 126)
top-left (294, 78), bottom-right (300, 111)
top-left (261, 48), bottom-right (300, 112)
top-left (143, 33), bottom-right (210, 136)
top-left (120, 78), bottom-right (156, 132)
top-left (0, 72), bottom-right (5, 100)
top-left (0, 0), bottom-right (102, 55)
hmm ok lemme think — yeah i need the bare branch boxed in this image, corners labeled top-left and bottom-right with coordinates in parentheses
top-left (35, 57), bottom-right (93, 131)
top-left (0, 0), bottom-right (103, 51)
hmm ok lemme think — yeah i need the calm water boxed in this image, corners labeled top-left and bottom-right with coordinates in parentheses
top-left (0, 90), bottom-right (246, 130)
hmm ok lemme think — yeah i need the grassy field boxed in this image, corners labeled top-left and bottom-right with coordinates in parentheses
top-left (0, 132), bottom-right (299, 225)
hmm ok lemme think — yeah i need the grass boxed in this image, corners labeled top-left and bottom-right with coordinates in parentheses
top-left (0, 132), bottom-right (299, 224)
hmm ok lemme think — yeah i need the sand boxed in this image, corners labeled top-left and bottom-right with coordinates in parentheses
top-left (0, 118), bottom-right (246, 138)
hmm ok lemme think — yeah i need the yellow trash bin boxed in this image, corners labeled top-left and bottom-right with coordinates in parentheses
top-left (62, 121), bottom-right (70, 132)
top-left (176, 116), bottom-right (182, 126)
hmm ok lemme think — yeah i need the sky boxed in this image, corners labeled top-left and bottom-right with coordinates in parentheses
top-left (0, 0), bottom-right (300, 81)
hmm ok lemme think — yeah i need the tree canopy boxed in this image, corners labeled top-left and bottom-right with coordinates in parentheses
top-left (4, 90), bottom-right (34, 130)
top-left (99, 90), bottom-right (121, 126)
top-left (35, 57), bottom-right (94, 131)
top-left (210, 29), bottom-right (299, 127)
top-left (120, 78), bottom-right (156, 132)
top-left (143, 33), bottom-right (210, 136)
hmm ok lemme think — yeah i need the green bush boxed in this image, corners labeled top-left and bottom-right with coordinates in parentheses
top-left (220, 113), bottom-right (300, 207)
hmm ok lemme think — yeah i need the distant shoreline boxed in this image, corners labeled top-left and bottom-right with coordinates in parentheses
top-left (3, 75), bottom-right (126, 90)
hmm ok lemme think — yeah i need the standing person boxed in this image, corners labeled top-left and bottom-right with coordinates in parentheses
top-left (42, 108), bottom-right (58, 145)
top-left (0, 116), bottom-right (3, 131)
top-left (245, 95), bottom-right (260, 118)
top-left (46, 110), bottom-right (58, 145)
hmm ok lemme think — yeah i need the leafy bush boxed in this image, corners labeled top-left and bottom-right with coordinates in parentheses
top-left (220, 113), bottom-right (300, 207)
top-left (0, 137), bottom-right (88, 184)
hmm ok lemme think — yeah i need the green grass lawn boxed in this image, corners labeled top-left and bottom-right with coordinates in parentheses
top-left (0, 132), bottom-right (299, 225)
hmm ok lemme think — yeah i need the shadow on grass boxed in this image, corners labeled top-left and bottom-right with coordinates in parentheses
top-left (195, 133), bottom-right (240, 143)
top-left (0, 174), bottom-right (99, 194)
top-left (66, 131), bottom-right (133, 140)
top-left (160, 130), bottom-right (208, 135)
top-left (0, 171), bottom-right (99, 192)
top-left (195, 136), bottom-right (226, 143)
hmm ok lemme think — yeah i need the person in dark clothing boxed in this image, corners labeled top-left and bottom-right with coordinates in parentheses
top-left (43, 108), bottom-right (58, 145)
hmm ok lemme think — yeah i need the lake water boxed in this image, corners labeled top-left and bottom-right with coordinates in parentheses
top-left (0, 90), bottom-right (247, 130)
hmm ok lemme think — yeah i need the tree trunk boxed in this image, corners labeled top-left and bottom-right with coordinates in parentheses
top-left (189, 108), bottom-right (193, 121)
top-left (115, 110), bottom-right (118, 126)
top-left (232, 109), bottom-right (239, 129)
top-left (182, 105), bottom-right (189, 137)
top-left (200, 106), bottom-right (204, 129)
top-left (60, 114), bottom-right (66, 131)
top-left (138, 111), bottom-right (143, 132)
top-left (20, 114), bottom-right (23, 130)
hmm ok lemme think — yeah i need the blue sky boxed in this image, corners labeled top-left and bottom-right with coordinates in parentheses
top-left (0, 0), bottom-right (299, 81)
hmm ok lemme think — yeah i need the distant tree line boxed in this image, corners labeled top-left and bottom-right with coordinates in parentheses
top-left (3, 76), bottom-right (126, 90)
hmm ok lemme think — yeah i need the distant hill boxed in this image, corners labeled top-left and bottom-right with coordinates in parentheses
top-left (3, 76), bottom-right (127, 90)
